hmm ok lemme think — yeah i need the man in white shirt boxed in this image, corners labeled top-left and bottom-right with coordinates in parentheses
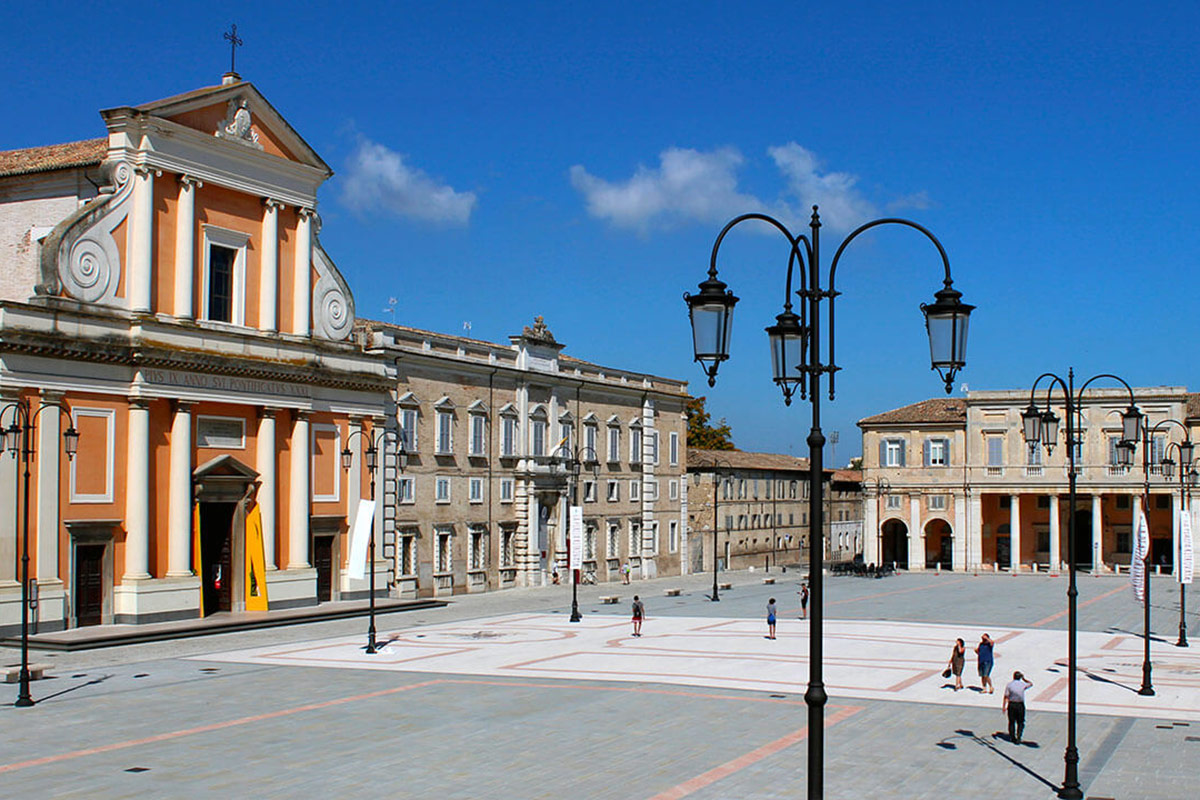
top-left (1002, 671), bottom-right (1034, 744)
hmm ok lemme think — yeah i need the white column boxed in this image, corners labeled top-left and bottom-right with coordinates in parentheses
top-left (129, 167), bottom-right (157, 314)
top-left (1010, 494), bottom-right (1021, 571)
top-left (1092, 495), bottom-right (1103, 571)
top-left (288, 411), bottom-right (311, 569)
top-left (1189, 494), bottom-right (1198, 580)
top-left (0, 392), bottom-right (17, 582)
top-left (969, 493), bottom-right (983, 570)
top-left (257, 409), bottom-right (278, 570)
top-left (35, 392), bottom-right (63, 582)
top-left (173, 176), bottom-right (199, 319)
top-left (953, 493), bottom-right (967, 570)
top-left (166, 401), bottom-right (194, 576)
top-left (260, 199), bottom-right (282, 332)
top-left (863, 488), bottom-right (880, 565)
top-left (124, 399), bottom-right (152, 579)
top-left (1049, 495), bottom-right (1061, 571)
top-left (908, 496), bottom-right (922, 569)
top-left (292, 208), bottom-right (313, 336)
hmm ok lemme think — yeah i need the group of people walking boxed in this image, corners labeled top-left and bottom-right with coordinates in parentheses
top-left (945, 634), bottom-right (1034, 743)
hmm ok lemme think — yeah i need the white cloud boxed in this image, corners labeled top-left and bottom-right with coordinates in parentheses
top-left (340, 138), bottom-right (476, 225)
top-left (886, 190), bottom-right (933, 212)
top-left (572, 142), bottom-right (913, 233)
top-left (569, 147), bottom-right (764, 231)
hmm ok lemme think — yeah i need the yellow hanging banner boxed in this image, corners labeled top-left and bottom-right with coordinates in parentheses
top-left (193, 501), bottom-right (205, 617)
top-left (245, 503), bottom-right (269, 611)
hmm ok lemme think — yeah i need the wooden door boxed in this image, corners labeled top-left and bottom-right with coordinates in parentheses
top-left (75, 544), bottom-right (105, 627)
top-left (314, 536), bottom-right (333, 602)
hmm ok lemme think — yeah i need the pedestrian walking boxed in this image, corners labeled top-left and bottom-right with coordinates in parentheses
top-left (621, 562), bottom-right (631, 585)
top-left (1002, 671), bottom-right (1034, 744)
top-left (766, 598), bottom-right (777, 639)
top-left (799, 583), bottom-right (809, 619)
top-left (975, 633), bottom-right (995, 694)
top-left (631, 595), bottom-right (644, 636)
top-left (947, 637), bottom-right (966, 691)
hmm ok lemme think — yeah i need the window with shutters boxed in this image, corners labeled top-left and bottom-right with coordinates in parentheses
top-left (925, 438), bottom-right (949, 467)
top-left (882, 439), bottom-right (906, 467)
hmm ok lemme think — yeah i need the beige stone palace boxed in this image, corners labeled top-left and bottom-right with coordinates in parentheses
top-left (858, 388), bottom-right (1200, 576)
top-left (0, 74), bottom-right (689, 635)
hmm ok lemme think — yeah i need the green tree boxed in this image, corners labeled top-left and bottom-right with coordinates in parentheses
top-left (686, 396), bottom-right (736, 450)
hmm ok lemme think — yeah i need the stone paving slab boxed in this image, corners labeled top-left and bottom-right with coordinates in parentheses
top-left (196, 612), bottom-right (1200, 722)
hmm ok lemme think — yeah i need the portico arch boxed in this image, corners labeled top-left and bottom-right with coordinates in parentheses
top-left (880, 518), bottom-right (908, 569)
top-left (924, 518), bottom-right (953, 570)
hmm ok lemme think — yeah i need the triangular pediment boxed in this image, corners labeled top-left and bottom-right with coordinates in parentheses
top-left (102, 80), bottom-right (330, 174)
top-left (193, 454), bottom-right (260, 481)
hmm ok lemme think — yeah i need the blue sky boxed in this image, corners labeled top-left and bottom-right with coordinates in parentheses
top-left (7, 2), bottom-right (1200, 462)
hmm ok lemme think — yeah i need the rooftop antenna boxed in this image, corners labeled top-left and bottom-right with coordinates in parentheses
top-left (383, 297), bottom-right (397, 322)
top-left (830, 430), bottom-right (839, 468)
top-left (223, 24), bottom-right (243, 77)
top-left (463, 321), bottom-right (472, 333)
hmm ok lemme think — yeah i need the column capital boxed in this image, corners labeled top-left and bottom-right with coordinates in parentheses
top-left (296, 206), bottom-right (316, 221)
top-left (263, 197), bottom-right (286, 211)
top-left (171, 399), bottom-right (197, 414)
top-left (128, 396), bottom-right (153, 411)
top-left (258, 407), bottom-right (278, 420)
top-left (292, 409), bottom-right (312, 423)
top-left (38, 388), bottom-right (65, 402)
top-left (178, 174), bottom-right (203, 189)
top-left (134, 165), bottom-right (162, 178)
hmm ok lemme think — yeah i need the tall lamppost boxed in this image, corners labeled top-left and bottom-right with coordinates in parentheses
top-left (550, 443), bottom-right (598, 622)
top-left (1159, 435), bottom-right (1195, 648)
top-left (1, 399), bottom-right (79, 708)
top-left (341, 427), bottom-right (407, 654)
top-left (698, 455), bottom-right (732, 601)
top-left (685, 207), bottom-right (973, 799)
top-left (1021, 369), bottom-right (1141, 800)
top-left (874, 477), bottom-right (890, 569)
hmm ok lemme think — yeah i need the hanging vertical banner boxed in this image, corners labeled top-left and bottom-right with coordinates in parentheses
top-left (569, 505), bottom-right (583, 571)
top-left (245, 503), bottom-right (269, 611)
top-left (193, 501), bottom-right (205, 618)
top-left (1130, 504), bottom-right (1149, 601)
top-left (1179, 507), bottom-right (1194, 585)
top-left (347, 498), bottom-right (377, 581)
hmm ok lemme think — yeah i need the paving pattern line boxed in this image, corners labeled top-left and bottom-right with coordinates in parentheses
top-left (0, 678), bottom-right (444, 775)
top-left (1028, 583), bottom-right (1128, 627)
top-left (644, 704), bottom-right (864, 800)
top-left (824, 576), bottom-right (972, 607)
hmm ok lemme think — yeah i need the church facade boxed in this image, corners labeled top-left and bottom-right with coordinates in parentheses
top-left (0, 74), bottom-right (690, 635)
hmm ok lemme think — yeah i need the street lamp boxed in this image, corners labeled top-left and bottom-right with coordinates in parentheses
top-left (874, 477), bottom-right (890, 570)
top-left (1021, 369), bottom-right (1140, 799)
top-left (550, 444), bottom-right (598, 622)
top-left (685, 207), bottom-right (972, 799)
top-left (341, 426), bottom-right (407, 654)
top-left (1, 399), bottom-right (79, 708)
top-left (697, 455), bottom-right (732, 601)
top-left (1159, 436), bottom-right (1195, 648)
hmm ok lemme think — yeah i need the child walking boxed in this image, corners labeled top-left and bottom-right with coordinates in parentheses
top-left (767, 597), bottom-right (778, 639)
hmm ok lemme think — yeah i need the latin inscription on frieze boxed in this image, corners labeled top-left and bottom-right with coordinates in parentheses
top-left (140, 369), bottom-right (311, 398)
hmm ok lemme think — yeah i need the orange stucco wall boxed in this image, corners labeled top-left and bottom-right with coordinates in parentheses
top-left (168, 103), bottom-right (299, 162)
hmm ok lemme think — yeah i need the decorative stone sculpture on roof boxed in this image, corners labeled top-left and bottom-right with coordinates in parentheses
top-left (523, 315), bottom-right (556, 343)
top-left (215, 98), bottom-right (262, 149)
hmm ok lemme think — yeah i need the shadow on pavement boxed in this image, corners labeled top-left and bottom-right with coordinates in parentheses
top-left (933, 728), bottom-right (1056, 791)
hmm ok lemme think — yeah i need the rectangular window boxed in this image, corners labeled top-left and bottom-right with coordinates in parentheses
top-left (500, 478), bottom-right (513, 503)
top-left (584, 480), bottom-right (597, 502)
top-left (469, 525), bottom-right (487, 570)
top-left (630, 480), bottom-right (640, 501)
top-left (1027, 442), bottom-right (1043, 465)
top-left (202, 226), bottom-right (249, 325)
top-left (400, 408), bottom-right (418, 452)
top-left (631, 427), bottom-right (642, 464)
top-left (398, 530), bottom-right (417, 576)
top-left (436, 476), bottom-right (451, 503)
top-left (585, 424), bottom-right (598, 457)
top-left (669, 432), bottom-right (679, 466)
top-left (560, 422), bottom-right (573, 454)
top-left (436, 411), bottom-right (453, 454)
top-left (584, 524), bottom-right (597, 560)
top-left (470, 415), bottom-right (486, 456)
top-left (649, 432), bottom-right (659, 465)
top-left (650, 522), bottom-right (659, 554)
top-left (724, 515), bottom-right (733, 531)
top-left (469, 477), bottom-right (484, 503)
top-left (501, 526), bottom-right (516, 567)
top-left (501, 416), bottom-right (517, 457)
top-left (607, 524), bottom-right (619, 558)
top-left (399, 476), bottom-right (415, 504)
top-left (207, 244), bottom-right (236, 322)
top-left (886, 494), bottom-right (902, 510)
top-left (531, 419), bottom-right (546, 457)
top-left (70, 408), bottom-right (115, 503)
top-left (987, 436), bottom-right (1004, 467)
top-left (607, 480), bottom-right (619, 502)
top-left (928, 495), bottom-right (947, 511)
top-left (669, 520), bottom-right (679, 552)
top-left (608, 426), bottom-right (620, 462)
top-left (926, 438), bottom-right (948, 467)
top-left (436, 527), bottom-right (453, 572)
top-left (669, 479), bottom-right (678, 500)
top-left (1108, 435), bottom-right (1123, 466)
top-left (884, 439), bottom-right (905, 468)
top-left (311, 423), bottom-right (341, 503)
top-left (629, 522), bottom-right (640, 556)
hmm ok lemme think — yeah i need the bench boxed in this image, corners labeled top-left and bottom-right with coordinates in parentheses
top-left (664, 588), bottom-right (681, 597)
top-left (599, 595), bottom-right (620, 605)
top-left (762, 577), bottom-right (776, 585)
top-left (719, 582), bottom-right (732, 590)
top-left (4, 663), bottom-right (51, 684)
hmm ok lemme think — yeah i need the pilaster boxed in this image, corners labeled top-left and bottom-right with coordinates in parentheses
top-left (166, 400), bottom-right (195, 577)
top-left (1049, 495), bottom-right (1061, 571)
top-left (261, 199), bottom-right (283, 332)
top-left (35, 390), bottom-right (64, 583)
top-left (288, 411), bottom-right (311, 569)
top-left (129, 166), bottom-right (160, 314)
top-left (124, 398), bottom-right (152, 580)
top-left (293, 207), bottom-right (313, 336)
top-left (173, 175), bottom-right (201, 319)
top-left (257, 409), bottom-right (278, 569)
top-left (1010, 494), bottom-right (1021, 571)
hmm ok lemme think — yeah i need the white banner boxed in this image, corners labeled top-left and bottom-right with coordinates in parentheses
top-left (1130, 503), bottom-right (1149, 601)
top-left (347, 498), bottom-right (377, 581)
top-left (1180, 507), bottom-right (1194, 585)
top-left (569, 505), bottom-right (583, 572)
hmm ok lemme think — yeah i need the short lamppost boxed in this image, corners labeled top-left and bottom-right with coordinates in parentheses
top-left (341, 428), bottom-right (407, 654)
top-left (550, 444), bottom-right (598, 622)
top-left (1, 399), bottom-right (79, 708)
top-left (874, 477), bottom-right (890, 570)
top-left (686, 207), bottom-right (972, 799)
top-left (699, 455), bottom-right (732, 601)
top-left (1158, 434), bottom-right (1195, 648)
top-left (1021, 369), bottom-right (1141, 799)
